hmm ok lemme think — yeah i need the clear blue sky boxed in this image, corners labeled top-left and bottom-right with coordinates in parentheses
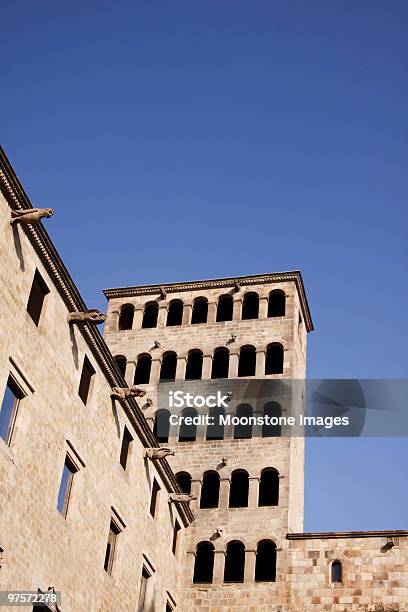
top-left (2, 1), bottom-right (407, 531)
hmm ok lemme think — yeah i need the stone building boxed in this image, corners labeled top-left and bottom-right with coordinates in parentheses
top-left (1, 146), bottom-right (408, 611)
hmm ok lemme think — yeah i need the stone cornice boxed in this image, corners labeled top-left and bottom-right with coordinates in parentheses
top-left (104, 272), bottom-right (314, 332)
top-left (287, 530), bottom-right (408, 540)
top-left (0, 146), bottom-right (193, 527)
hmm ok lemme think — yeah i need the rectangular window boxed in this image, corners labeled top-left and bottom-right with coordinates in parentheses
top-left (138, 567), bottom-right (151, 612)
top-left (27, 269), bottom-right (50, 326)
top-left (172, 520), bottom-right (181, 555)
top-left (0, 376), bottom-right (24, 445)
top-left (149, 479), bottom-right (160, 518)
top-left (78, 356), bottom-right (95, 405)
top-left (104, 520), bottom-right (120, 575)
top-left (166, 604), bottom-right (173, 612)
top-left (57, 455), bottom-right (77, 518)
top-left (119, 426), bottom-right (133, 470)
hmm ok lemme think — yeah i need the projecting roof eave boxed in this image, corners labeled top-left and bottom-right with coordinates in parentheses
top-left (104, 271), bottom-right (314, 332)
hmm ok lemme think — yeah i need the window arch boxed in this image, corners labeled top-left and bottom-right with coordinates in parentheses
top-left (153, 409), bottom-right (171, 443)
top-left (160, 351), bottom-right (177, 381)
top-left (268, 290), bottom-right (286, 317)
top-left (229, 469), bottom-right (249, 507)
top-left (258, 468), bottom-right (279, 506)
top-left (234, 404), bottom-right (253, 439)
top-left (114, 355), bottom-right (127, 377)
top-left (224, 541), bottom-right (245, 583)
top-left (265, 343), bottom-right (284, 375)
top-left (200, 471), bottom-right (220, 509)
top-left (262, 402), bottom-right (282, 437)
top-left (185, 350), bottom-right (203, 380)
top-left (206, 407), bottom-right (225, 440)
top-left (211, 347), bottom-right (230, 379)
top-left (176, 471), bottom-right (192, 494)
top-left (238, 345), bottom-right (256, 377)
top-left (216, 294), bottom-right (233, 322)
top-left (142, 301), bottom-right (158, 328)
top-left (178, 407), bottom-right (197, 441)
top-left (331, 560), bottom-right (342, 583)
top-left (242, 292), bottom-right (259, 320)
top-left (255, 540), bottom-right (277, 582)
top-left (193, 542), bottom-right (215, 583)
top-left (191, 297), bottom-right (208, 324)
top-left (166, 300), bottom-right (183, 326)
top-left (134, 354), bottom-right (152, 384)
top-left (118, 304), bottom-right (134, 330)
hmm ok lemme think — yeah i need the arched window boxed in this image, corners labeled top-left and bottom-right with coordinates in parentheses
top-left (262, 402), bottom-right (282, 437)
top-left (134, 354), bottom-right (152, 384)
top-left (166, 300), bottom-right (183, 326)
top-left (200, 471), bottom-right (220, 508)
top-left (265, 343), bottom-right (284, 375)
top-left (160, 352), bottom-right (177, 381)
top-left (224, 541), bottom-right (245, 583)
top-left (216, 294), bottom-right (233, 322)
top-left (179, 407), bottom-right (197, 442)
top-left (153, 409), bottom-right (171, 443)
top-left (118, 304), bottom-right (134, 330)
top-left (229, 469), bottom-right (249, 507)
top-left (176, 471), bottom-right (192, 494)
top-left (331, 560), bottom-right (342, 583)
top-left (255, 540), bottom-right (277, 582)
top-left (268, 290), bottom-right (286, 317)
top-left (211, 347), bottom-right (230, 379)
top-left (238, 345), bottom-right (256, 377)
top-left (242, 292), bottom-right (259, 320)
top-left (142, 302), bottom-right (158, 328)
top-left (258, 468), bottom-right (279, 506)
top-left (206, 407), bottom-right (225, 440)
top-left (191, 297), bottom-right (208, 324)
top-left (234, 404), bottom-right (253, 439)
top-left (193, 542), bottom-right (215, 583)
top-left (185, 350), bottom-right (203, 380)
top-left (114, 355), bottom-right (127, 377)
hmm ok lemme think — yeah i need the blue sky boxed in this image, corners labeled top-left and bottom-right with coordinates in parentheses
top-left (2, 1), bottom-right (407, 531)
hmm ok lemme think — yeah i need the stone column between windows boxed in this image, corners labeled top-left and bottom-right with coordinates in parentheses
top-left (201, 354), bottom-right (213, 380)
top-left (150, 358), bottom-right (162, 384)
top-left (133, 306), bottom-right (144, 330)
top-left (255, 349), bottom-right (266, 377)
top-left (182, 303), bottom-right (192, 326)
top-left (248, 477), bottom-right (259, 509)
top-left (176, 356), bottom-right (187, 380)
top-left (219, 477), bottom-right (230, 508)
top-left (258, 296), bottom-right (269, 319)
top-left (157, 303), bottom-right (168, 327)
top-left (190, 479), bottom-right (201, 512)
top-left (207, 301), bottom-right (217, 324)
top-left (232, 297), bottom-right (243, 321)
top-left (244, 549), bottom-right (256, 583)
top-left (184, 551), bottom-right (196, 586)
top-left (124, 360), bottom-right (136, 386)
top-left (106, 309), bottom-right (119, 333)
top-left (228, 352), bottom-right (239, 378)
top-left (213, 550), bottom-right (226, 584)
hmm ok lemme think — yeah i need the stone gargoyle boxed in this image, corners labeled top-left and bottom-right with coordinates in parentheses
top-left (110, 386), bottom-right (147, 401)
top-left (145, 447), bottom-right (175, 460)
top-left (169, 493), bottom-right (197, 504)
top-left (67, 309), bottom-right (107, 326)
top-left (10, 208), bottom-right (54, 225)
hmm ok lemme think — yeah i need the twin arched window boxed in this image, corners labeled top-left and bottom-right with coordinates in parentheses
top-left (193, 542), bottom-right (215, 583)
top-left (142, 302), bottom-right (159, 328)
top-left (191, 297), bottom-right (208, 324)
top-left (178, 407), bottom-right (197, 442)
top-left (118, 304), bottom-right (134, 330)
top-left (185, 350), bottom-right (203, 380)
top-left (224, 541), bottom-right (245, 582)
top-left (175, 471), bottom-right (192, 494)
top-left (114, 355), bottom-right (127, 377)
top-left (238, 345), bottom-right (256, 377)
top-left (153, 408), bottom-right (171, 443)
top-left (211, 347), bottom-right (229, 379)
top-left (216, 294), bottom-right (233, 322)
top-left (229, 469), bottom-right (249, 507)
top-left (159, 351), bottom-right (177, 381)
top-left (268, 290), bottom-right (285, 317)
top-left (166, 300), bottom-right (183, 326)
top-left (265, 343), bottom-right (284, 375)
top-left (242, 292), bottom-right (259, 320)
top-left (200, 471), bottom-right (220, 508)
top-left (134, 354), bottom-right (152, 384)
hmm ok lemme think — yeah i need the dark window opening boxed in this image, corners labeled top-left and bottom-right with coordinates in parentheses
top-left (57, 455), bottom-right (77, 518)
top-left (200, 471), bottom-right (220, 509)
top-left (0, 376), bottom-right (23, 444)
top-left (160, 352), bottom-right (177, 381)
top-left (262, 402), bottom-right (282, 437)
top-left (216, 294), bottom-right (233, 322)
top-left (193, 542), bottom-right (215, 583)
top-left (172, 520), bottom-right (181, 555)
top-left (118, 304), bottom-right (134, 330)
top-left (211, 347), bottom-right (229, 379)
top-left (166, 300), bottom-right (183, 326)
top-left (142, 302), bottom-right (158, 328)
top-left (138, 566), bottom-right (151, 612)
top-left (242, 292), bottom-right (259, 320)
top-left (149, 479), bottom-right (161, 517)
top-left (27, 269), bottom-right (49, 326)
top-left (224, 541), bottom-right (245, 583)
top-left (268, 290), bottom-right (285, 317)
top-left (119, 426), bottom-right (133, 470)
top-left (234, 404), bottom-right (253, 439)
top-left (258, 468), bottom-right (279, 506)
top-left (176, 471), bottom-right (192, 494)
top-left (255, 540), bottom-right (276, 582)
top-left (185, 350), bottom-right (203, 380)
top-left (114, 355), bottom-right (127, 377)
top-left (206, 407), bottom-right (224, 440)
top-left (191, 297), bottom-right (208, 324)
top-left (178, 408), bottom-right (197, 441)
top-left (331, 560), bottom-right (342, 583)
top-left (78, 356), bottom-right (95, 405)
top-left (153, 409), bottom-right (171, 443)
top-left (238, 345), bottom-right (256, 377)
top-left (229, 470), bottom-right (249, 507)
top-left (104, 520), bottom-right (120, 575)
top-left (265, 343), bottom-right (284, 375)
top-left (134, 354), bottom-right (152, 384)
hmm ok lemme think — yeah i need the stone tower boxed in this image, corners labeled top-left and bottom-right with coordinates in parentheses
top-left (103, 272), bottom-right (313, 610)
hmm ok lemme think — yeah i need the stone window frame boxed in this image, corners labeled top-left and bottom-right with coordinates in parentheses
top-left (0, 357), bottom-right (34, 450)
